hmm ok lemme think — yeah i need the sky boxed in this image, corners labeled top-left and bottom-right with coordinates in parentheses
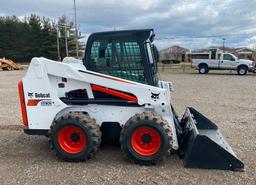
top-left (1, 0), bottom-right (256, 50)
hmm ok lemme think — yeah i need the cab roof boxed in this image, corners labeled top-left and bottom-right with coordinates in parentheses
top-left (87, 29), bottom-right (155, 42)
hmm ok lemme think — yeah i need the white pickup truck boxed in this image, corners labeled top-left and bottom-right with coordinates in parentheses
top-left (192, 52), bottom-right (255, 75)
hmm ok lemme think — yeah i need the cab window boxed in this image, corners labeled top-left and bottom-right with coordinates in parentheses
top-left (89, 39), bottom-right (146, 83)
top-left (90, 40), bottom-right (112, 69)
top-left (223, 54), bottom-right (235, 61)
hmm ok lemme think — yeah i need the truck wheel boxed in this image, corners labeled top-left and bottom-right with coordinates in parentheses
top-left (237, 66), bottom-right (248, 75)
top-left (198, 65), bottom-right (208, 74)
top-left (120, 112), bottom-right (172, 165)
top-left (49, 112), bottom-right (101, 162)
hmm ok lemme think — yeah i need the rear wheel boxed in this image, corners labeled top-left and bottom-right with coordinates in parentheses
top-left (237, 66), bottom-right (248, 75)
top-left (49, 112), bottom-right (101, 162)
top-left (198, 64), bottom-right (209, 74)
top-left (120, 112), bottom-right (172, 165)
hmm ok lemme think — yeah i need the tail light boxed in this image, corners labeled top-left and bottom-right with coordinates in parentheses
top-left (18, 80), bottom-right (28, 126)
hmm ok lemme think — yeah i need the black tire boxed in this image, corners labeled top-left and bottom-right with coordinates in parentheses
top-left (198, 64), bottom-right (209, 74)
top-left (237, 66), bottom-right (248, 75)
top-left (120, 112), bottom-right (172, 165)
top-left (2, 66), bottom-right (12, 71)
top-left (49, 112), bottom-right (101, 162)
top-left (2, 67), bottom-right (8, 71)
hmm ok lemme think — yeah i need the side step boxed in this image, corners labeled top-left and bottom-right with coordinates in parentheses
top-left (178, 107), bottom-right (244, 171)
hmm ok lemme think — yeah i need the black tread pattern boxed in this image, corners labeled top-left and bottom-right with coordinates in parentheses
top-left (120, 111), bottom-right (173, 165)
top-left (49, 112), bottom-right (101, 162)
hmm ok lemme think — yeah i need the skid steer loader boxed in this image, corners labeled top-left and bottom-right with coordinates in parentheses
top-left (18, 29), bottom-right (244, 171)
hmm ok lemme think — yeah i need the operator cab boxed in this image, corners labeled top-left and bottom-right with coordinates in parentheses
top-left (83, 29), bottom-right (159, 86)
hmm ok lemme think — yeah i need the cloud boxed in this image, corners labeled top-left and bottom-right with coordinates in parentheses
top-left (0, 0), bottom-right (256, 49)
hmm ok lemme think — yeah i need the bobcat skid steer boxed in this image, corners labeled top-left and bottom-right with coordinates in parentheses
top-left (18, 29), bottom-right (244, 171)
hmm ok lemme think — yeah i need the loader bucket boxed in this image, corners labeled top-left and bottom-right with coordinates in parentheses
top-left (178, 107), bottom-right (244, 171)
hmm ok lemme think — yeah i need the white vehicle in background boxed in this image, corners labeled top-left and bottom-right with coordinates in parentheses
top-left (191, 51), bottom-right (255, 75)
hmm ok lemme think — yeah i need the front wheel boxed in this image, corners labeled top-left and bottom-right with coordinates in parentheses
top-left (120, 112), bottom-right (172, 165)
top-left (237, 66), bottom-right (248, 75)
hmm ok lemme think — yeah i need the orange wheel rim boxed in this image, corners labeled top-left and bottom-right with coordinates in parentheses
top-left (58, 125), bottom-right (86, 154)
top-left (131, 127), bottom-right (161, 156)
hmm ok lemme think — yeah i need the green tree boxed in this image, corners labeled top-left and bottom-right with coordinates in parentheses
top-left (0, 14), bottom-right (84, 62)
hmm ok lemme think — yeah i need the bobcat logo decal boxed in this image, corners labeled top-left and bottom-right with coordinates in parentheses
top-left (28, 92), bottom-right (34, 98)
top-left (151, 92), bottom-right (160, 100)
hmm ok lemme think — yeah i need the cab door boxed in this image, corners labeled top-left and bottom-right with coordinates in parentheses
top-left (220, 54), bottom-right (236, 69)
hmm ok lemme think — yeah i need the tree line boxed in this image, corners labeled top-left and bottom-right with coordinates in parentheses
top-left (0, 14), bottom-right (83, 63)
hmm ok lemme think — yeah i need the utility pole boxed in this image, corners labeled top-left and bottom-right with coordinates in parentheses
top-left (222, 38), bottom-right (226, 52)
top-left (74, 0), bottom-right (79, 58)
top-left (56, 26), bottom-right (61, 61)
top-left (64, 24), bottom-right (69, 57)
top-left (189, 49), bottom-right (192, 63)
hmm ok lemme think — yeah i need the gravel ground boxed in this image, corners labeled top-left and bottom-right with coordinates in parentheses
top-left (0, 70), bottom-right (255, 185)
